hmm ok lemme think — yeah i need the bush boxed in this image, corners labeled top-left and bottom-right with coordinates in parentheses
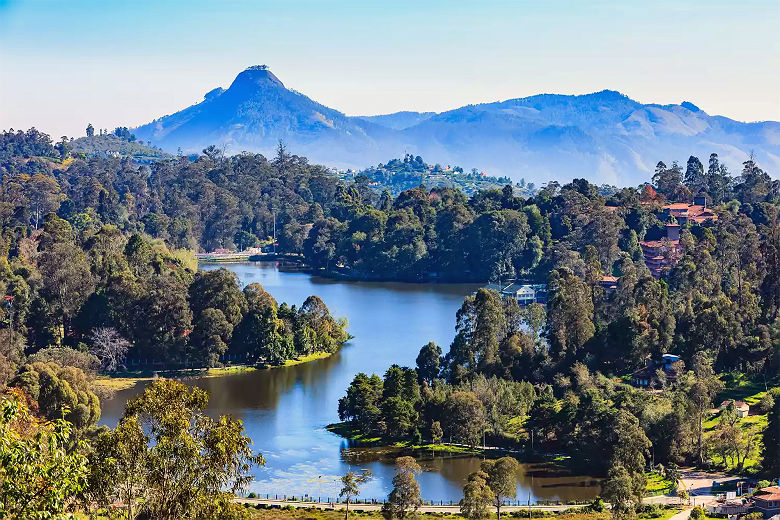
top-left (247, 492), bottom-right (257, 498)
top-left (690, 506), bottom-right (704, 519)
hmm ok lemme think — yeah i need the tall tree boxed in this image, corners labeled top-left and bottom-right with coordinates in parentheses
top-left (481, 457), bottom-right (519, 520)
top-left (460, 470), bottom-right (493, 520)
top-left (381, 457), bottom-right (423, 520)
top-left (120, 379), bottom-right (264, 520)
top-left (339, 469), bottom-right (372, 520)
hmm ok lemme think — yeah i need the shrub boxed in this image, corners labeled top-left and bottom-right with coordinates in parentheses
top-left (690, 506), bottom-right (704, 519)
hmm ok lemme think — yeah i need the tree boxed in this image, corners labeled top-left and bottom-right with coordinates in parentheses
top-left (460, 470), bottom-right (493, 520)
top-left (11, 361), bottom-right (101, 430)
top-left (89, 326), bottom-right (130, 372)
top-left (684, 352), bottom-right (723, 465)
top-left (339, 469), bottom-right (372, 520)
top-left (762, 388), bottom-right (780, 477)
top-left (480, 457), bottom-right (519, 520)
top-left (0, 394), bottom-right (88, 520)
top-left (431, 421), bottom-right (443, 444)
top-left (86, 123), bottom-right (94, 137)
top-left (684, 155), bottom-right (705, 194)
top-left (416, 341), bottom-right (441, 384)
top-left (382, 457), bottom-right (423, 520)
top-left (546, 267), bottom-right (595, 361)
top-left (443, 391), bottom-right (485, 446)
top-left (120, 379), bottom-right (264, 520)
top-left (652, 161), bottom-right (683, 198)
top-left (84, 415), bottom-right (145, 519)
top-left (601, 410), bottom-right (650, 519)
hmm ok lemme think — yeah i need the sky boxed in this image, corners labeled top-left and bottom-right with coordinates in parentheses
top-left (1, 0), bottom-right (778, 138)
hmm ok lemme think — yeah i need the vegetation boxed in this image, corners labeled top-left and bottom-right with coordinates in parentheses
top-left (347, 154), bottom-right (520, 197)
top-left (1, 126), bottom-right (780, 517)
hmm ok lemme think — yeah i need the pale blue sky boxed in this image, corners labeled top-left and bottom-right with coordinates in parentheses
top-left (1, 0), bottom-right (778, 137)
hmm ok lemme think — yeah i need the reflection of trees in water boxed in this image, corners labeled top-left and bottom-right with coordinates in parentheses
top-left (340, 449), bottom-right (601, 503)
top-left (195, 354), bottom-right (343, 412)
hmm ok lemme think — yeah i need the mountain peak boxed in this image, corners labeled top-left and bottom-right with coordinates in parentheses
top-left (229, 65), bottom-right (285, 91)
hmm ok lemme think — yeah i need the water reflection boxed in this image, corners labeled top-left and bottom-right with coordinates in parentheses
top-left (100, 262), bottom-right (599, 502)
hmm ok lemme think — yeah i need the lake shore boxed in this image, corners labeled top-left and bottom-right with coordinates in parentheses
top-left (93, 352), bottom-right (336, 392)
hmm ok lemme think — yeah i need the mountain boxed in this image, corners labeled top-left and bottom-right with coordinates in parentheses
top-left (358, 111), bottom-right (436, 130)
top-left (134, 66), bottom-right (780, 185)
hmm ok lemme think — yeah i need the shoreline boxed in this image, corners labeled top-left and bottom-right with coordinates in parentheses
top-left (92, 351), bottom-right (336, 392)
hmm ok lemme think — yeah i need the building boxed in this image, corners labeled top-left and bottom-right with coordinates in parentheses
top-left (707, 500), bottom-right (750, 516)
top-left (600, 275), bottom-right (618, 295)
top-left (630, 354), bottom-right (680, 388)
top-left (662, 195), bottom-right (718, 226)
top-left (640, 224), bottom-right (682, 277)
top-left (752, 486), bottom-right (780, 517)
top-left (482, 283), bottom-right (547, 305)
top-left (719, 400), bottom-right (750, 418)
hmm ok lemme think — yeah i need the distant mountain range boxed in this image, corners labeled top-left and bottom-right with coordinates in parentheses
top-left (134, 65), bottom-right (780, 186)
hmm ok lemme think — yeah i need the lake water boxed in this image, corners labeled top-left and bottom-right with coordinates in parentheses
top-left (100, 262), bottom-right (600, 503)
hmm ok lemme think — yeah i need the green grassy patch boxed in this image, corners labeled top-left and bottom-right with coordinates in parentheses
top-left (645, 471), bottom-right (673, 495)
top-left (325, 421), bottom-right (383, 443)
top-left (282, 351), bottom-right (333, 367)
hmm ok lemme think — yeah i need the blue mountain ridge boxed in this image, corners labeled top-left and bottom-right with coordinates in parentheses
top-left (134, 66), bottom-right (780, 186)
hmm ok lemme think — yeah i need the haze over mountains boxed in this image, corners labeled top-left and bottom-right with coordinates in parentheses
top-left (134, 65), bottom-right (780, 186)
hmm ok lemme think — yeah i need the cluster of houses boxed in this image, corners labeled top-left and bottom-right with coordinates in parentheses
top-left (637, 195), bottom-right (718, 277)
top-left (706, 485), bottom-right (780, 518)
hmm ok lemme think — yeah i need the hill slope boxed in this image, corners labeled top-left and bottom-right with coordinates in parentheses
top-left (134, 66), bottom-right (780, 185)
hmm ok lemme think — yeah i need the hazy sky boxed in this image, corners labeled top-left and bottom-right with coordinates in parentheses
top-left (1, 0), bottom-right (778, 138)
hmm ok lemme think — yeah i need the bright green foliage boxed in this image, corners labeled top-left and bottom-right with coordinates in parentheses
top-left (0, 396), bottom-right (88, 520)
top-left (11, 361), bottom-right (100, 430)
top-left (86, 379), bottom-right (263, 520)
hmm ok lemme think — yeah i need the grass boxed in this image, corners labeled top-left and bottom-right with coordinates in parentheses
top-left (702, 379), bottom-right (770, 475)
top-left (90, 353), bottom-right (334, 392)
top-left (645, 472), bottom-right (673, 495)
top-left (283, 351), bottom-right (333, 367)
top-left (92, 374), bottom-right (154, 391)
top-left (325, 421), bottom-right (383, 443)
top-left (239, 504), bottom-right (681, 520)
top-left (325, 422), bottom-right (484, 454)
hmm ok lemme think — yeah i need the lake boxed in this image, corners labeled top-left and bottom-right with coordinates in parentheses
top-left (99, 261), bottom-right (600, 503)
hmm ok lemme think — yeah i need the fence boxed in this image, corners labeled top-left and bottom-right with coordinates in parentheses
top-left (242, 493), bottom-right (591, 508)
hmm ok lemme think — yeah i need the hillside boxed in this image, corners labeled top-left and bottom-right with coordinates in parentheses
top-left (71, 134), bottom-right (171, 163)
top-left (134, 66), bottom-right (780, 185)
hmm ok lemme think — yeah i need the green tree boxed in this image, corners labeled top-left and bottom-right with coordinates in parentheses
top-left (459, 470), bottom-right (493, 520)
top-left (601, 410), bottom-right (651, 519)
top-left (121, 379), bottom-right (264, 520)
top-left (11, 361), bottom-right (101, 431)
top-left (86, 123), bottom-right (94, 137)
top-left (481, 457), bottom-right (519, 520)
top-left (546, 267), bottom-right (595, 361)
top-left (762, 388), bottom-right (780, 477)
top-left (443, 391), bottom-right (485, 446)
top-left (339, 469), bottom-right (372, 520)
top-left (415, 341), bottom-right (441, 384)
top-left (381, 457), bottom-right (423, 520)
top-left (0, 395), bottom-right (88, 520)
